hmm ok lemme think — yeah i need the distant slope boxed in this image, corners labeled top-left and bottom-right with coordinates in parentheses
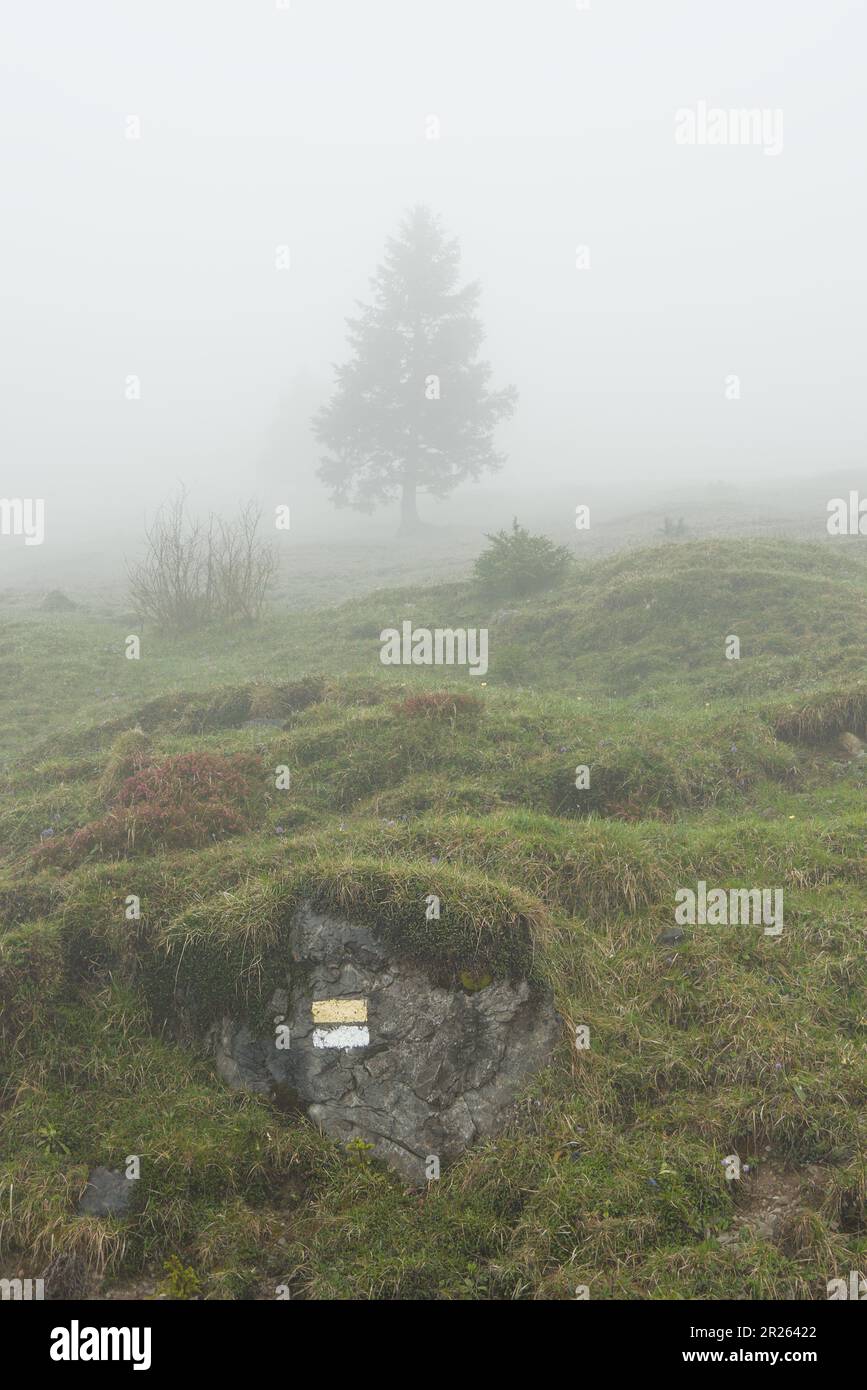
top-left (3, 538), bottom-right (867, 763)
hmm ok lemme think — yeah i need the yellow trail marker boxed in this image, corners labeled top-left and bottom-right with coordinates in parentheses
top-left (311, 998), bottom-right (368, 1024)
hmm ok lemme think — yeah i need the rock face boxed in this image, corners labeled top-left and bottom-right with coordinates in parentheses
top-left (210, 905), bottom-right (561, 1182)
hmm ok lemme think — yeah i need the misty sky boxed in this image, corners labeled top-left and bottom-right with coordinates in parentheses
top-left (2, 0), bottom-right (866, 545)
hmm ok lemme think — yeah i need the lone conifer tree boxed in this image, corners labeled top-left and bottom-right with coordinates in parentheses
top-left (314, 206), bottom-right (517, 530)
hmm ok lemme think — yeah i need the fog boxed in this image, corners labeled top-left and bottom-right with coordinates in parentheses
top-left (2, 0), bottom-right (866, 574)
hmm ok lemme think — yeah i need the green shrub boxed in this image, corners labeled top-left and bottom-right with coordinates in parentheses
top-left (156, 1255), bottom-right (201, 1300)
top-left (473, 519), bottom-right (572, 598)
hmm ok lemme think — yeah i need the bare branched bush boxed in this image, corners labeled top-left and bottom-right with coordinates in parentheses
top-left (127, 493), bottom-right (277, 631)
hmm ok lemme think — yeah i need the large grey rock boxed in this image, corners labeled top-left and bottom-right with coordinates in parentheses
top-left (210, 906), bottom-right (561, 1182)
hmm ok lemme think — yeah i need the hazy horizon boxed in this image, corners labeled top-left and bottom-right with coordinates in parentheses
top-left (2, 0), bottom-right (866, 564)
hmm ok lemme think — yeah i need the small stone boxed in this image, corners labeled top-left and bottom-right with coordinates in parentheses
top-left (77, 1167), bottom-right (134, 1217)
top-left (657, 927), bottom-right (685, 946)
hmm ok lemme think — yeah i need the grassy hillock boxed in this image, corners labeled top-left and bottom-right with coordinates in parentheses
top-left (0, 538), bottom-right (865, 1299)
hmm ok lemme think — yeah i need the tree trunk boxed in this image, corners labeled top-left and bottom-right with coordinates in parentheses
top-left (399, 477), bottom-right (421, 532)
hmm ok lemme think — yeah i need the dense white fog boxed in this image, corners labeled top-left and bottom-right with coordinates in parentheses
top-left (2, 0), bottom-right (866, 567)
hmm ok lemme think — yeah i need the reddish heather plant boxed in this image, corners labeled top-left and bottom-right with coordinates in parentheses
top-left (34, 752), bottom-right (264, 866)
top-left (394, 692), bottom-right (483, 719)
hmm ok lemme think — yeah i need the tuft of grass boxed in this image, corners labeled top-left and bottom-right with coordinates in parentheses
top-left (97, 727), bottom-right (152, 804)
top-left (152, 857), bottom-right (555, 1030)
top-left (770, 685), bottom-right (867, 744)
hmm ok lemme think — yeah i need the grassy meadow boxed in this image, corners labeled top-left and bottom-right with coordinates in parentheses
top-left (0, 537), bottom-right (865, 1299)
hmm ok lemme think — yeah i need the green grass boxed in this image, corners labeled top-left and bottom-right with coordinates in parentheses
top-left (1, 538), bottom-right (865, 1299)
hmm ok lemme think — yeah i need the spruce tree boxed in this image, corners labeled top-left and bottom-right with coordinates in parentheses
top-left (314, 205), bottom-right (517, 530)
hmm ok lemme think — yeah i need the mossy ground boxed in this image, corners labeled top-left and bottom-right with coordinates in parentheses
top-left (1, 539), bottom-right (864, 1299)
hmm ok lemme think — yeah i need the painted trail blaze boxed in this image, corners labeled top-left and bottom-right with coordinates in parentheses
top-left (311, 997), bottom-right (369, 1049)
